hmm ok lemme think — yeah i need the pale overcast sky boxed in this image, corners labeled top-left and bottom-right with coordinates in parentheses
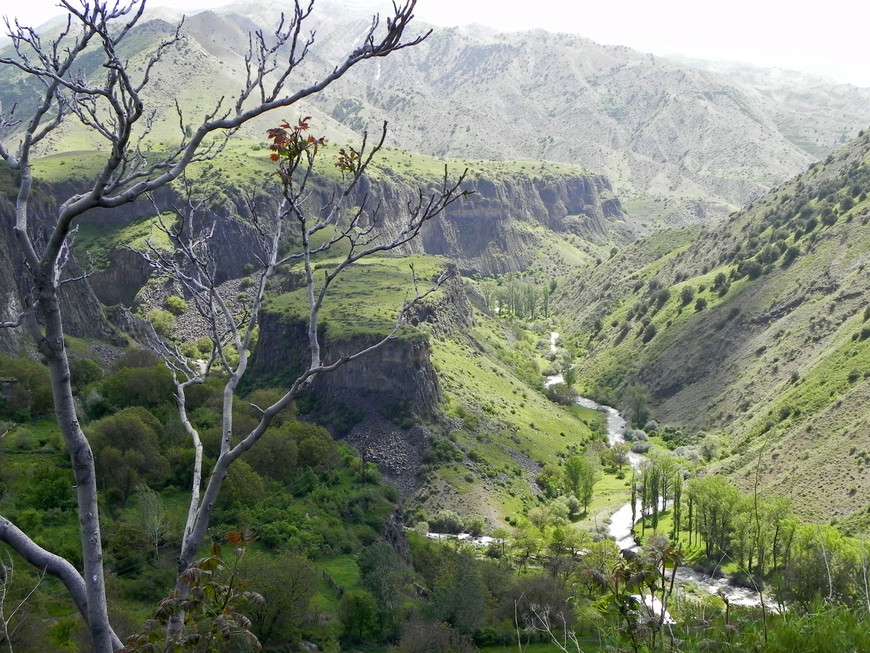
top-left (5, 0), bottom-right (870, 87)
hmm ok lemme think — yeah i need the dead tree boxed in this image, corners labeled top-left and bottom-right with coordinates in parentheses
top-left (136, 117), bottom-right (466, 639)
top-left (0, 1), bottom-right (445, 650)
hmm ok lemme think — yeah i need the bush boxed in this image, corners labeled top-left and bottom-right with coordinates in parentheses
top-left (83, 389), bottom-right (111, 420)
top-left (624, 429), bottom-right (648, 442)
top-left (101, 365), bottom-right (174, 409)
top-left (110, 348), bottom-right (161, 371)
top-left (546, 383), bottom-right (577, 406)
top-left (145, 308), bottom-right (176, 337)
top-left (215, 459), bottom-right (265, 510)
top-left (69, 358), bottom-right (103, 392)
top-left (466, 516), bottom-right (486, 536)
top-left (429, 509), bottom-right (464, 534)
top-left (0, 355), bottom-right (53, 418)
top-left (89, 406), bottom-right (170, 503)
top-left (163, 295), bottom-right (188, 316)
top-left (712, 272), bottom-right (730, 296)
top-left (18, 466), bottom-right (77, 511)
top-left (738, 259), bottom-right (763, 279)
top-left (782, 245), bottom-right (800, 266)
top-left (680, 286), bottom-right (695, 305)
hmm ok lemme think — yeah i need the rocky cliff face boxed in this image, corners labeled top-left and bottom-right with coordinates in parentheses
top-left (81, 185), bottom-right (276, 306)
top-left (250, 312), bottom-right (440, 413)
top-left (320, 166), bottom-right (629, 276)
top-left (421, 170), bottom-right (625, 274)
top-left (31, 156), bottom-right (630, 313)
top-left (249, 270), bottom-right (472, 413)
top-left (0, 196), bottom-right (115, 356)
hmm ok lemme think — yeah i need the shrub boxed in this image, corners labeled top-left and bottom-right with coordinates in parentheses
top-left (466, 516), bottom-right (486, 536)
top-left (163, 295), bottom-right (188, 316)
top-left (145, 308), bottom-right (176, 337)
top-left (680, 286), bottom-right (695, 305)
top-left (738, 260), bottom-right (763, 279)
top-left (624, 429), bottom-right (648, 442)
top-left (110, 348), bottom-right (161, 371)
top-left (546, 383), bottom-right (578, 406)
top-left (782, 245), bottom-right (800, 267)
top-left (69, 358), bottom-right (103, 392)
top-left (0, 355), bottom-right (53, 419)
top-left (83, 389), bottom-right (111, 420)
top-left (89, 406), bottom-right (170, 503)
top-left (18, 466), bottom-right (77, 511)
top-left (757, 244), bottom-right (781, 265)
top-left (430, 509), bottom-right (464, 534)
top-left (215, 459), bottom-right (265, 509)
top-left (101, 365), bottom-right (174, 409)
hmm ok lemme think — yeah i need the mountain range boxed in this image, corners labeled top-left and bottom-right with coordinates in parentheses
top-left (554, 128), bottom-right (870, 528)
top-left (3, 1), bottom-right (870, 527)
top-left (4, 3), bottom-right (870, 227)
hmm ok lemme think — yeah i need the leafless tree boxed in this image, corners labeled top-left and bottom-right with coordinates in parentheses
top-left (0, 1), bottom-right (457, 650)
top-left (516, 600), bottom-right (585, 653)
top-left (135, 117), bottom-right (466, 638)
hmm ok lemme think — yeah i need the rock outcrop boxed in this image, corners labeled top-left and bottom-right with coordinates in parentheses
top-left (249, 314), bottom-right (441, 415)
top-left (0, 195), bottom-right (116, 356)
top-left (420, 170), bottom-right (625, 274)
top-left (82, 185), bottom-right (276, 306)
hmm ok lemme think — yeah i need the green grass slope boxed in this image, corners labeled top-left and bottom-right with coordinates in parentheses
top-left (258, 251), bottom-right (604, 526)
top-left (554, 129), bottom-right (870, 529)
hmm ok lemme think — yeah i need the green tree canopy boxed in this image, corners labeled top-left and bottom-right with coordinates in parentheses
top-left (89, 407), bottom-right (169, 503)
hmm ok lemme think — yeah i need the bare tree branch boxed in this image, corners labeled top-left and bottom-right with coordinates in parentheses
top-left (0, 1), bottom-right (438, 649)
top-left (121, 115), bottom-right (468, 637)
top-left (0, 516), bottom-right (122, 650)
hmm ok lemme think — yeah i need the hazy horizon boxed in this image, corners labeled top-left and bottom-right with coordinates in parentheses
top-left (4, 0), bottom-right (870, 87)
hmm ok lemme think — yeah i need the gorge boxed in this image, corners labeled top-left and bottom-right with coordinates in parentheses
top-left (1, 1), bottom-right (870, 650)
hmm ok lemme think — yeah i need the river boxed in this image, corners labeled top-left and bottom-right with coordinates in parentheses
top-left (548, 333), bottom-right (767, 607)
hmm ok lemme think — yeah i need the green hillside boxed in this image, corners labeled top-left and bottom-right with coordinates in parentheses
top-left (554, 129), bottom-right (870, 527)
top-left (7, 2), bottom-right (870, 650)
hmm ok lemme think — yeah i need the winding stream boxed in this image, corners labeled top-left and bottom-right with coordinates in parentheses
top-left (548, 333), bottom-right (767, 607)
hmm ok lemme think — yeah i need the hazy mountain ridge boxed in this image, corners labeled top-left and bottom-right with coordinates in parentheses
top-left (669, 56), bottom-right (870, 156)
top-left (297, 23), bottom-right (870, 224)
top-left (4, 6), bottom-right (869, 228)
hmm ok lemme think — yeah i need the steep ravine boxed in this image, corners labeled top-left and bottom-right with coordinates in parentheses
top-left (549, 333), bottom-right (766, 608)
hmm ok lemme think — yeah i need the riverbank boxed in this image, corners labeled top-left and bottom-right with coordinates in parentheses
top-left (548, 332), bottom-right (768, 609)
